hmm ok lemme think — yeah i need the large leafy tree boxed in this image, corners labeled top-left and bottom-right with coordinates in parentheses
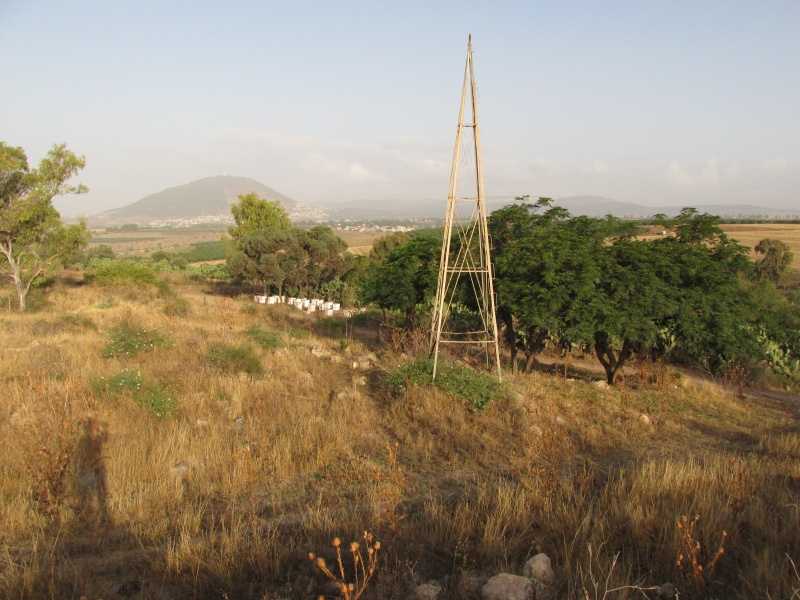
top-left (651, 208), bottom-right (758, 369)
top-left (359, 236), bottom-right (440, 328)
top-left (228, 227), bottom-right (305, 297)
top-left (228, 192), bottom-right (291, 248)
top-left (0, 142), bottom-right (89, 312)
top-left (228, 225), bottom-right (352, 297)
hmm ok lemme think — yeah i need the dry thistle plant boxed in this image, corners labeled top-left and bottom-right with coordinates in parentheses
top-left (372, 442), bottom-right (406, 538)
top-left (309, 532), bottom-right (380, 600)
top-left (509, 426), bottom-right (571, 496)
top-left (676, 515), bottom-right (727, 598)
top-left (719, 362), bottom-right (750, 397)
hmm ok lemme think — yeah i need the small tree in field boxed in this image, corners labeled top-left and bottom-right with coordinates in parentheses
top-left (0, 142), bottom-right (89, 312)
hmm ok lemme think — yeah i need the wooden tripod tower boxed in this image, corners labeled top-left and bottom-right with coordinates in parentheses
top-left (430, 36), bottom-right (502, 381)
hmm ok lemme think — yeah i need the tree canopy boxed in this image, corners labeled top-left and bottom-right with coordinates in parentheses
top-left (0, 142), bottom-right (89, 312)
top-left (228, 192), bottom-right (291, 247)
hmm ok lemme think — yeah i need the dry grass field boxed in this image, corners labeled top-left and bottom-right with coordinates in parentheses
top-left (720, 223), bottom-right (800, 264)
top-left (639, 223), bottom-right (800, 272)
top-left (1, 276), bottom-right (799, 599)
top-left (88, 227), bottom-right (227, 258)
top-left (331, 230), bottom-right (387, 257)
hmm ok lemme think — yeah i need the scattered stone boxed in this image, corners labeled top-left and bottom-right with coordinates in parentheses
top-left (170, 462), bottom-right (192, 478)
top-left (529, 578), bottom-right (551, 600)
top-left (481, 574), bottom-right (534, 600)
top-left (311, 346), bottom-right (331, 358)
top-left (656, 582), bottom-right (677, 599)
top-left (639, 413), bottom-right (652, 427)
top-left (415, 583), bottom-right (442, 600)
top-left (234, 417), bottom-right (244, 426)
top-left (355, 375), bottom-right (368, 386)
top-left (592, 380), bottom-right (609, 389)
top-left (523, 553), bottom-right (556, 586)
top-left (195, 418), bottom-right (209, 428)
top-left (555, 416), bottom-right (568, 428)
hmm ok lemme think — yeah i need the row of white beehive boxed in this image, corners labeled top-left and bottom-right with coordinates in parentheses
top-left (253, 295), bottom-right (341, 315)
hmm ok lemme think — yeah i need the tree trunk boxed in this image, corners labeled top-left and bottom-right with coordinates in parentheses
top-left (594, 335), bottom-right (633, 384)
top-left (522, 327), bottom-right (548, 374)
top-left (499, 309), bottom-right (518, 374)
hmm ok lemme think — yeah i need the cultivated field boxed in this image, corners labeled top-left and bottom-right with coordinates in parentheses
top-left (1, 277), bottom-right (799, 599)
top-left (639, 223), bottom-right (800, 271)
top-left (721, 223), bottom-right (800, 264)
top-left (88, 227), bottom-right (227, 258)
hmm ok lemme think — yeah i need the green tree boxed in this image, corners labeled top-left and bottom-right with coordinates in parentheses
top-left (228, 192), bottom-right (291, 247)
top-left (228, 227), bottom-right (306, 297)
top-left (359, 236), bottom-right (440, 327)
top-left (228, 226), bottom-right (353, 297)
top-left (0, 142), bottom-right (89, 312)
top-left (752, 238), bottom-right (793, 285)
top-left (651, 208), bottom-right (758, 370)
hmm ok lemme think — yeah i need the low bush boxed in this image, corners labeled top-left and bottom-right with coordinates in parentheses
top-left (92, 369), bottom-right (176, 419)
top-left (247, 325), bottom-right (282, 350)
top-left (92, 261), bottom-right (159, 287)
top-left (102, 324), bottom-right (173, 358)
top-left (163, 296), bottom-right (191, 318)
top-left (205, 343), bottom-right (264, 375)
top-left (384, 356), bottom-right (503, 412)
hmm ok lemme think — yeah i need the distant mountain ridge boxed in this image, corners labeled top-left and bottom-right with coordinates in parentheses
top-left (88, 176), bottom-right (298, 226)
top-left (322, 195), bottom-right (799, 220)
top-left (85, 177), bottom-right (798, 226)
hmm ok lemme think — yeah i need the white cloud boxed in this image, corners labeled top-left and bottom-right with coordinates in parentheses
top-left (304, 154), bottom-right (383, 183)
top-left (668, 162), bottom-right (694, 185)
top-left (701, 159), bottom-right (719, 184)
top-left (530, 158), bottom-right (560, 175)
top-left (762, 158), bottom-right (789, 174)
top-left (581, 159), bottom-right (608, 176)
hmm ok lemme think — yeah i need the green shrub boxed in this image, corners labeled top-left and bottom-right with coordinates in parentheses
top-left (92, 369), bottom-right (176, 419)
top-left (102, 324), bottom-right (173, 358)
top-left (92, 262), bottom-right (159, 288)
top-left (30, 313), bottom-right (96, 336)
top-left (284, 326), bottom-right (309, 339)
top-left (247, 325), bottom-right (282, 350)
top-left (318, 317), bottom-right (346, 336)
top-left (163, 296), bottom-right (191, 318)
top-left (206, 343), bottom-right (264, 375)
top-left (385, 356), bottom-right (503, 412)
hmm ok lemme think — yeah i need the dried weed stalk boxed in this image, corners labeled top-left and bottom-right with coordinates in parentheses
top-left (372, 442), bottom-right (406, 538)
top-left (676, 515), bottom-right (727, 598)
top-left (309, 532), bottom-right (380, 600)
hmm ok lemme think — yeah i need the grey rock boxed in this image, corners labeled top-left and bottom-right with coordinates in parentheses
top-left (656, 582), bottom-right (676, 598)
top-left (482, 574), bottom-right (534, 600)
top-left (523, 553), bottom-right (556, 586)
top-left (170, 461), bottom-right (192, 478)
top-left (555, 416), bottom-right (568, 428)
top-left (529, 578), bottom-right (551, 600)
top-left (639, 413), bottom-right (653, 427)
top-left (415, 583), bottom-right (442, 600)
top-left (592, 380), bottom-right (609, 389)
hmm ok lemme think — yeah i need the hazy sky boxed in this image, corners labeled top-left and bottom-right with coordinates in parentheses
top-left (2, 1), bottom-right (799, 216)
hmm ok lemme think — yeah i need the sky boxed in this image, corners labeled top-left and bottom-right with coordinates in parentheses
top-left (2, 1), bottom-right (799, 217)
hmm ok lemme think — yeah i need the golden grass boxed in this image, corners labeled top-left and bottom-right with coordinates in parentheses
top-left (1, 278), bottom-right (799, 598)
